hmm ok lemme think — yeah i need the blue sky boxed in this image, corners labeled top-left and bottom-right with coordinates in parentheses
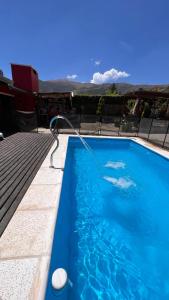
top-left (1, 0), bottom-right (169, 84)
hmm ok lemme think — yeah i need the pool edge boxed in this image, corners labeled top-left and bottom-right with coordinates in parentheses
top-left (0, 134), bottom-right (168, 300)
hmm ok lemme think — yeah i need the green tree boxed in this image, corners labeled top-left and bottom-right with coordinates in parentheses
top-left (107, 83), bottom-right (119, 96)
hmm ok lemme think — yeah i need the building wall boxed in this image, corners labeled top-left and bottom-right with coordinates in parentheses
top-left (30, 67), bottom-right (39, 92)
top-left (13, 91), bottom-right (37, 112)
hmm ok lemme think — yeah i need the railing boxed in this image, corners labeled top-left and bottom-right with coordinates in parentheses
top-left (51, 113), bottom-right (169, 149)
top-left (49, 115), bottom-right (93, 168)
top-left (36, 96), bottom-right (169, 150)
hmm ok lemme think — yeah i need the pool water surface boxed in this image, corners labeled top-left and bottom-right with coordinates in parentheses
top-left (45, 138), bottom-right (169, 300)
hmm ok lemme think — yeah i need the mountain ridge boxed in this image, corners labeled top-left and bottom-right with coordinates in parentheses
top-left (1, 75), bottom-right (169, 95)
top-left (39, 79), bottom-right (169, 95)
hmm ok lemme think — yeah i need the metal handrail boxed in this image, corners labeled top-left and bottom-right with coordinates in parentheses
top-left (0, 133), bottom-right (4, 141)
top-left (49, 116), bottom-right (60, 168)
top-left (49, 115), bottom-right (93, 168)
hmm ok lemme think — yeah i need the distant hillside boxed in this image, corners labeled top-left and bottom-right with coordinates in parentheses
top-left (1, 75), bottom-right (169, 95)
top-left (39, 79), bottom-right (169, 95)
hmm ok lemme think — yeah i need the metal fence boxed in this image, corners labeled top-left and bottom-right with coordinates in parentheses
top-left (36, 97), bottom-right (169, 150)
top-left (53, 113), bottom-right (169, 149)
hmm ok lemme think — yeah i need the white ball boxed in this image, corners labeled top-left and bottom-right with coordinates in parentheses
top-left (52, 268), bottom-right (68, 290)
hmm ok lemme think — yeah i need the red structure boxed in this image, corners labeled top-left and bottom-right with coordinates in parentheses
top-left (11, 64), bottom-right (39, 93)
top-left (11, 64), bottom-right (39, 112)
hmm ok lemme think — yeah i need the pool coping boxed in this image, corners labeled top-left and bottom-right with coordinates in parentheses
top-left (82, 135), bottom-right (169, 159)
top-left (0, 134), bottom-right (168, 300)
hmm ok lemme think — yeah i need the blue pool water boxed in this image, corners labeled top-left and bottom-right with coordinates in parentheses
top-left (45, 138), bottom-right (169, 300)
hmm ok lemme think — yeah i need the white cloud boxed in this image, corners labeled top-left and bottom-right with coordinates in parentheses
top-left (90, 68), bottom-right (130, 84)
top-left (66, 74), bottom-right (78, 80)
top-left (95, 60), bottom-right (101, 66)
top-left (90, 58), bottom-right (101, 66)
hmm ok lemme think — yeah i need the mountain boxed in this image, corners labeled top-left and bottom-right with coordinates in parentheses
top-left (39, 79), bottom-right (169, 95)
top-left (39, 79), bottom-right (110, 94)
top-left (1, 75), bottom-right (169, 95)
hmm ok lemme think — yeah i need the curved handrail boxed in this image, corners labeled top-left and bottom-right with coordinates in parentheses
top-left (49, 115), bottom-right (93, 168)
top-left (49, 116), bottom-right (60, 168)
top-left (0, 132), bottom-right (4, 140)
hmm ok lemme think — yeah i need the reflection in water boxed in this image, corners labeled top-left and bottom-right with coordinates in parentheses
top-left (105, 161), bottom-right (126, 169)
top-left (103, 176), bottom-right (136, 189)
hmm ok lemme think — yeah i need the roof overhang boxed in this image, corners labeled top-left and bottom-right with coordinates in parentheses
top-left (0, 91), bottom-right (14, 97)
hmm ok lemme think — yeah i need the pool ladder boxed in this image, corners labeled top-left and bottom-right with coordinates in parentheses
top-left (49, 115), bottom-right (77, 169)
top-left (49, 116), bottom-right (60, 168)
top-left (49, 115), bottom-right (93, 168)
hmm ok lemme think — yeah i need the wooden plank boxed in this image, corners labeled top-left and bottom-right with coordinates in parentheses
top-left (0, 134), bottom-right (42, 164)
top-left (0, 140), bottom-right (53, 236)
top-left (0, 138), bottom-right (52, 217)
top-left (0, 133), bottom-right (54, 236)
top-left (0, 135), bottom-right (44, 175)
top-left (0, 134), bottom-right (28, 157)
top-left (0, 135), bottom-right (52, 200)
top-left (0, 138), bottom-right (46, 193)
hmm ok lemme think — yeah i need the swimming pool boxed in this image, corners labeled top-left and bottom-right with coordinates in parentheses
top-left (45, 137), bottom-right (169, 300)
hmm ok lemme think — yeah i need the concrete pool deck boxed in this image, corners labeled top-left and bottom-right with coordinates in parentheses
top-left (0, 134), bottom-right (169, 300)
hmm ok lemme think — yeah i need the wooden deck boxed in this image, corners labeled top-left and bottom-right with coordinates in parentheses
top-left (0, 132), bottom-right (54, 236)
